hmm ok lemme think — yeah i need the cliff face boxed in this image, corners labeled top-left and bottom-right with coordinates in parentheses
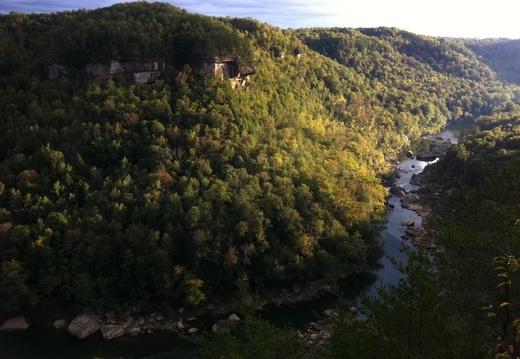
top-left (85, 59), bottom-right (166, 83)
top-left (45, 57), bottom-right (256, 87)
top-left (199, 56), bottom-right (240, 79)
top-left (44, 59), bottom-right (166, 83)
top-left (196, 56), bottom-right (256, 88)
top-left (44, 64), bottom-right (70, 79)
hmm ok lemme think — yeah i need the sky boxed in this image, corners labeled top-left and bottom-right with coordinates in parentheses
top-left (0, 0), bottom-right (519, 39)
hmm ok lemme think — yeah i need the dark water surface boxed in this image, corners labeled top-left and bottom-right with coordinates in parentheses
top-left (0, 128), bottom-right (465, 359)
top-left (0, 327), bottom-right (196, 359)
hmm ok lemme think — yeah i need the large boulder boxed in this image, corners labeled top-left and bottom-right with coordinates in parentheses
top-left (68, 311), bottom-right (101, 339)
top-left (410, 173), bottom-right (422, 185)
top-left (0, 316), bottom-right (30, 331)
top-left (121, 316), bottom-right (134, 329)
top-left (100, 324), bottom-right (125, 340)
top-left (401, 219), bottom-right (415, 227)
top-left (405, 227), bottom-right (422, 237)
top-left (400, 194), bottom-right (419, 208)
top-left (228, 313), bottom-right (240, 321)
top-left (430, 144), bottom-right (444, 157)
top-left (390, 184), bottom-right (409, 197)
top-left (416, 150), bottom-right (438, 162)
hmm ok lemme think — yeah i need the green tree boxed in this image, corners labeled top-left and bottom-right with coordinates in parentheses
top-left (323, 250), bottom-right (485, 359)
top-left (193, 316), bottom-right (304, 359)
top-left (0, 259), bottom-right (38, 315)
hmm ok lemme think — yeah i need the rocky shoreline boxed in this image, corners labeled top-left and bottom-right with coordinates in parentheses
top-left (0, 278), bottom-right (340, 342)
top-left (385, 137), bottom-right (455, 252)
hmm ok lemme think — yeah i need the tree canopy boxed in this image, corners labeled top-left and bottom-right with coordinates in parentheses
top-left (0, 2), bottom-right (519, 325)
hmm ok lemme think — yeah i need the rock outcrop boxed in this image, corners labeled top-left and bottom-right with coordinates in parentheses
top-left (416, 150), bottom-right (438, 162)
top-left (196, 56), bottom-right (255, 88)
top-left (45, 59), bottom-right (166, 84)
top-left (228, 313), bottom-right (240, 321)
top-left (0, 316), bottom-right (31, 331)
top-left (44, 64), bottom-right (70, 79)
top-left (401, 219), bottom-right (415, 226)
top-left (68, 311), bottom-right (101, 339)
top-left (100, 324), bottom-right (125, 340)
top-left (390, 184), bottom-right (409, 197)
top-left (86, 59), bottom-right (166, 83)
top-left (405, 227), bottom-right (423, 237)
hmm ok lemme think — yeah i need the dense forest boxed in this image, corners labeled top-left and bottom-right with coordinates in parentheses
top-left (1, 2), bottom-right (520, 357)
top-left (466, 38), bottom-right (520, 86)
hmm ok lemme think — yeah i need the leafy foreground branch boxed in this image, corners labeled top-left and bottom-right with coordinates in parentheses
top-left (487, 253), bottom-right (520, 359)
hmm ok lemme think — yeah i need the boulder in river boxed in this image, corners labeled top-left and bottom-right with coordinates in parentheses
top-left (53, 319), bottom-right (67, 330)
top-left (430, 144), bottom-right (445, 157)
top-left (400, 194), bottom-right (419, 205)
top-left (228, 313), bottom-right (240, 321)
top-left (121, 316), bottom-right (133, 329)
top-left (390, 184), bottom-right (408, 197)
top-left (405, 227), bottom-right (422, 237)
top-left (68, 311), bottom-right (101, 339)
top-left (0, 316), bottom-right (30, 331)
top-left (100, 324), bottom-right (125, 340)
top-left (401, 219), bottom-right (415, 227)
top-left (416, 150), bottom-right (438, 162)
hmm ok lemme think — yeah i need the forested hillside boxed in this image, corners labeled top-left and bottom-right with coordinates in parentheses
top-left (0, 2), bottom-right (518, 324)
top-left (465, 38), bottom-right (520, 85)
top-left (296, 27), bottom-right (519, 122)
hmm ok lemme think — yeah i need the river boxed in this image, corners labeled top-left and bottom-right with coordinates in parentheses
top-left (0, 128), bottom-right (466, 359)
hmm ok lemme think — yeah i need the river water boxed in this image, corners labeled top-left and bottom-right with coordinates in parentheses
top-left (0, 128), bottom-right (465, 359)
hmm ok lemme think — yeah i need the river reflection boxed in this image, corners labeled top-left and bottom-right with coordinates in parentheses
top-left (0, 327), bottom-right (196, 359)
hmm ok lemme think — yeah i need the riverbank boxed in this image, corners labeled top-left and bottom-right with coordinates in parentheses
top-left (385, 133), bottom-right (457, 252)
top-left (1, 166), bottom-right (442, 342)
top-left (0, 276), bottom-right (338, 340)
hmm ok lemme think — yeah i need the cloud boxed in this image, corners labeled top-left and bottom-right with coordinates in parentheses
top-left (0, 0), bottom-right (116, 13)
top-left (170, 0), bottom-right (352, 28)
top-left (0, 0), bottom-right (518, 38)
